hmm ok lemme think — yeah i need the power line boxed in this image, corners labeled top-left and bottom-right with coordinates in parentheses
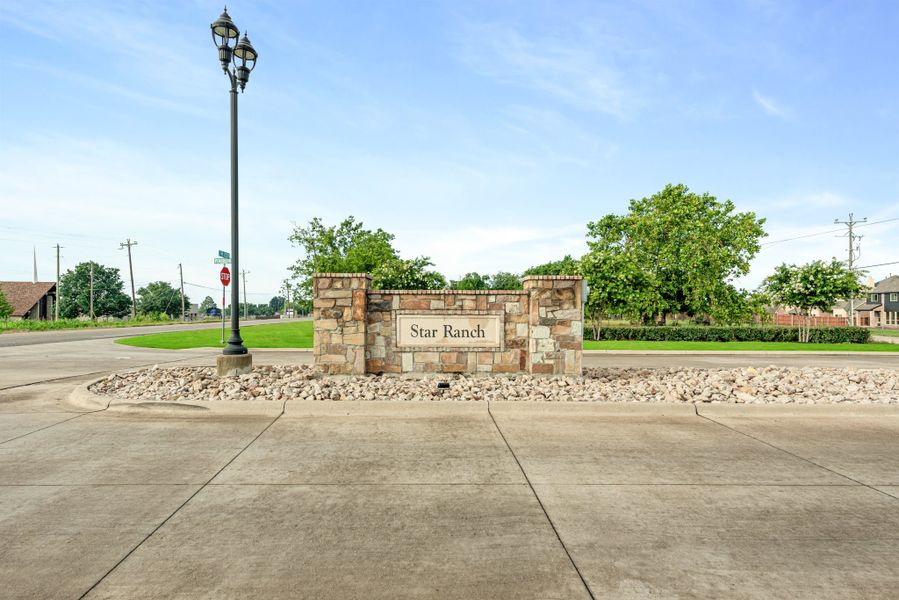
top-left (761, 216), bottom-right (898, 247)
top-left (857, 260), bottom-right (899, 269)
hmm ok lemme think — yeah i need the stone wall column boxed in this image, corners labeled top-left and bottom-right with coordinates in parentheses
top-left (312, 273), bottom-right (371, 375)
top-left (523, 275), bottom-right (583, 376)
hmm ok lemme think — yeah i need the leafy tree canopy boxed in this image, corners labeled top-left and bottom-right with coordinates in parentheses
top-left (372, 256), bottom-right (447, 290)
top-left (763, 260), bottom-right (862, 312)
top-left (269, 295), bottom-right (285, 313)
top-left (289, 217), bottom-right (399, 297)
top-left (762, 259), bottom-right (862, 341)
top-left (0, 288), bottom-right (13, 320)
top-left (199, 296), bottom-right (217, 313)
top-left (59, 262), bottom-right (131, 319)
top-left (137, 281), bottom-right (187, 318)
top-left (490, 271), bottom-right (523, 290)
top-left (585, 184), bottom-right (766, 323)
top-left (449, 272), bottom-right (521, 290)
top-left (523, 255), bottom-right (580, 276)
top-left (289, 216), bottom-right (447, 294)
top-left (450, 272), bottom-right (490, 290)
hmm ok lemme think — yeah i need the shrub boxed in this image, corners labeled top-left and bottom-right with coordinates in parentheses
top-left (591, 326), bottom-right (871, 344)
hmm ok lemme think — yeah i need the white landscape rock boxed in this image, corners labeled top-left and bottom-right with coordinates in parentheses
top-left (88, 365), bottom-right (899, 405)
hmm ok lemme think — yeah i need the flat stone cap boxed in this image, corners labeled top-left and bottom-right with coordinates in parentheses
top-left (312, 273), bottom-right (373, 279)
top-left (521, 275), bottom-right (583, 282)
top-left (371, 289), bottom-right (524, 295)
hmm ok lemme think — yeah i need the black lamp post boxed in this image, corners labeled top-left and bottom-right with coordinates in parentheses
top-left (211, 7), bottom-right (257, 357)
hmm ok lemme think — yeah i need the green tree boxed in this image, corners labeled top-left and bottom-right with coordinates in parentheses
top-left (0, 288), bottom-right (13, 320)
top-left (489, 271), bottom-right (522, 290)
top-left (762, 260), bottom-right (863, 342)
top-left (269, 295), bottom-right (285, 313)
top-left (523, 255), bottom-right (580, 276)
top-left (199, 296), bottom-right (217, 314)
top-left (59, 262), bottom-right (131, 319)
top-left (451, 271), bottom-right (523, 290)
top-left (288, 217), bottom-right (399, 299)
top-left (580, 251), bottom-right (649, 338)
top-left (586, 184), bottom-right (766, 324)
top-left (372, 256), bottom-right (447, 290)
top-left (137, 281), bottom-right (187, 318)
top-left (451, 272), bottom-right (490, 290)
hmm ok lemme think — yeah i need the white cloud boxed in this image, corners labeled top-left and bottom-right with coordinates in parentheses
top-left (454, 22), bottom-right (635, 118)
top-left (752, 89), bottom-right (793, 119)
top-left (395, 224), bottom-right (587, 280)
top-left (735, 209), bottom-right (899, 289)
top-left (741, 191), bottom-right (850, 213)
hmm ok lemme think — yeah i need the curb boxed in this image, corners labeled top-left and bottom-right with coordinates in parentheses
top-left (68, 378), bottom-right (285, 417)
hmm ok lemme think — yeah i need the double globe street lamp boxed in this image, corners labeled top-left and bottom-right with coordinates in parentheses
top-left (210, 8), bottom-right (257, 373)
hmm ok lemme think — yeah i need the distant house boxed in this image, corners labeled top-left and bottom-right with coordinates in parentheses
top-left (0, 281), bottom-right (57, 320)
top-left (855, 275), bottom-right (899, 328)
top-left (770, 303), bottom-right (849, 327)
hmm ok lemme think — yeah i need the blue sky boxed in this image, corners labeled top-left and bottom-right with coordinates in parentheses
top-left (1, 0), bottom-right (897, 304)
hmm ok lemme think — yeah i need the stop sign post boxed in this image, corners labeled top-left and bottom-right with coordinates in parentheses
top-left (219, 267), bottom-right (231, 345)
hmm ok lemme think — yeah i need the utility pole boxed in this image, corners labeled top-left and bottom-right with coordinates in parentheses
top-left (835, 213), bottom-right (866, 325)
top-left (241, 269), bottom-right (249, 319)
top-left (89, 262), bottom-right (95, 320)
top-left (282, 280), bottom-right (292, 318)
top-left (178, 263), bottom-right (186, 321)
top-left (119, 238), bottom-right (138, 319)
top-left (54, 244), bottom-right (63, 320)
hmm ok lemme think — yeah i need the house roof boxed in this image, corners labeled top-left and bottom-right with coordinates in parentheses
top-left (854, 302), bottom-right (882, 312)
top-left (0, 281), bottom-right (56, 317)
top-left (872, 275), bottom-right (899, 293)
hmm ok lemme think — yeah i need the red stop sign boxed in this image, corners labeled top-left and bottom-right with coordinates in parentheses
top-left (220, 266), bottom-right (231, 286)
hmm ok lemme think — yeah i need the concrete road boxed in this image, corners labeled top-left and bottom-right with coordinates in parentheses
top-left (1, 374), bottom-right (898, 598)
top-left (1, 340), bottom-right (898, 598)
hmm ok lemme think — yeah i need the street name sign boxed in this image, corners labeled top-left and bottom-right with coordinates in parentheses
top-left (214, 257), bottom-right (231, 265)
top-left (218, 250), bottom-right (231, 259)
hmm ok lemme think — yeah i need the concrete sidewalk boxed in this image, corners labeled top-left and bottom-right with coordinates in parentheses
top-left (1, 386), bottom-right (897, 599)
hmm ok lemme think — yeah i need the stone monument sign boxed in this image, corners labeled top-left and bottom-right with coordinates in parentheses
top-left (312, 273), bottom-right (583, 376)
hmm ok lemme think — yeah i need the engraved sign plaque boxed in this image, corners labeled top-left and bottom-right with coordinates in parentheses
top-left (396, 314), bottom-right (502, 349)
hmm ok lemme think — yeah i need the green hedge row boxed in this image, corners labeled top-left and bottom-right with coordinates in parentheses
top-left (590, 326), bottom-right (871, 344)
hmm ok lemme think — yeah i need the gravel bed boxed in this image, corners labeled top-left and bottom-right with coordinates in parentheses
top-left (89, 365), bottom-right (899, 404)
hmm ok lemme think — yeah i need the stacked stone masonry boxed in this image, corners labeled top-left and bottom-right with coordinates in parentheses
top-left (312, 273), bottom-right (583, 376)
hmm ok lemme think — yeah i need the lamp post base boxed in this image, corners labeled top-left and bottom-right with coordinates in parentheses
top-left (217, 353), bottom-right (253, 377)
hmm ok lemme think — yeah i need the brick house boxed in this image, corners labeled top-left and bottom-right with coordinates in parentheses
top-left (855, 275), bottom-right (899, 328)
top-left (0, 281), bottom-right (57, 320)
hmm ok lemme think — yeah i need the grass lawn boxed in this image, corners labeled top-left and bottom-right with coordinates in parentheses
top-left (0, 317), bottom-right (208, 333)
top-left (117, 321), bottom-right (313, 349)
top-left (873, 328), bottom-right (899, 338)
top-left (118, 321), bottom-right (897, 352)
top-left (583, 340), bottom-right (899, 352)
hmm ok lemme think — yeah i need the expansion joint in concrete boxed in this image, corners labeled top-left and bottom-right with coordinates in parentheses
top-left (77, 402), bottom-right (288, 599)
top-left (693, 405), bottom-right (899, 503)
top-left (486, 401), bottom-right (596, 600)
